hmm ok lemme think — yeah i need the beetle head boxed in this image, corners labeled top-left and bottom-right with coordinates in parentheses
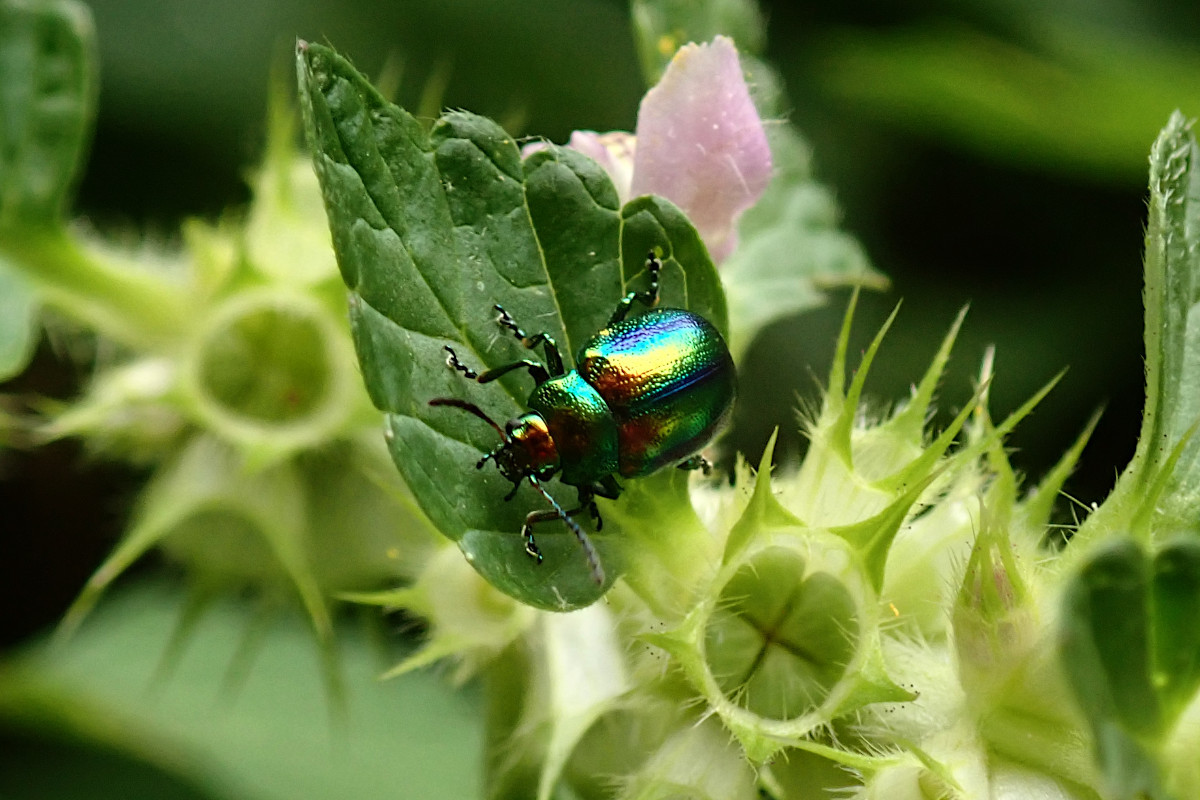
top-left (488, 413), bottom-right (560, 481)
top-left (429, 399), bottom-right (560, 483)
top-left (429, 398), bottom-right (602, 584)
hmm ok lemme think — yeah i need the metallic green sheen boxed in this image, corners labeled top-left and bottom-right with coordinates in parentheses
top-left (528, 371), bottom-right (620, 485)
top-left (577, 308), bottom-right (736, 477)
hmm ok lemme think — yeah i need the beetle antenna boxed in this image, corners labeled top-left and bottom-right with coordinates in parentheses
top-left (429, 398), bottom-right (505, 438)
top-left (529, 476), bottom-right (605, 586)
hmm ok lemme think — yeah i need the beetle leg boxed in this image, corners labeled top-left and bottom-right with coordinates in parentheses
top-left (522, 504), bottom-right (603, 582)
top-left (577, 476), bottom-right (621, 531)
top-left (527, 477), bottom-right (606, 584)
top-left (502, 477), bottom-right (522, 501)
top-left (596, 474), bottom-right (623, 499)
top-left (608, 251), bottom-right (663, 326)
top-left (443, 345), bottom-right (478, 379)
top-left (475, 359), bottom-right (550, 386)
top-left (519, 510), bottom-right (556, 563)
top-left (676, 454), bottom-right (712, 476)
top-left (446, 342), bottom-right (551, 387)
top-left (493, 304), bottom-right (565, 378)
top-left (574, 488), bottom-right (603, 531)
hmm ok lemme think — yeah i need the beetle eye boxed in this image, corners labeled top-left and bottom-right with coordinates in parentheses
top-left (505, 420), bottom-right (520, 438)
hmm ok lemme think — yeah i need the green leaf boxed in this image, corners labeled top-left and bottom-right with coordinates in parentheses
top-left (1, 580), bottom-right (482, 800)
top-left (0, 256), bottom-right (38, 379)
top-left (0, 0), bottom-right (95, 227)
top-left (0, 0), bottom-right (104, 373)
top-left (1062, 541), bottom-right (1161, 736)
top-left (1059, 539), bottom-right (1169, 800)
top-left (1137, 113), bottom-right (1200, 536)
top-left (0, 0), bottom-right (188, 350)
top-left (630, 0), bottom-right (766, 85)
top-left (1150, 539), bottom-right (1200, 719)
top-left (296, 42), bottom-right (725, 611)
top-left (1077, 113), bottom-right (1200, 554)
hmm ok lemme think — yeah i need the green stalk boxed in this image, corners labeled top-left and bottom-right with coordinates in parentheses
top-left (0, 226), bottom-right (192, 348)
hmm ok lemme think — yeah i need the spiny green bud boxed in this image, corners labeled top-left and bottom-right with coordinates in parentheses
top-left (646, 441), bottom-right (912, 763)
top-left (704, 542), bottom-right (858, 719)
top-left (953, 511), bottom-right (1037, 702)
top-left (180, 287), bottom-right (363, 470)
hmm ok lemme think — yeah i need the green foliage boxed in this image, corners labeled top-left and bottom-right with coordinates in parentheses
top-left (0, 582), bottom-right (482, 800)
top-left (297, 41), bottom-right (725, 610)
top-left (1059, 538), bottom-right (1200, 799)
top-left (1055, 115), bottom-right (1200, 800)
top-left (0, 0), bottom-right (94, 226)
top-left (292, 25), bottom-right (1200, 799)
top-left (1129, 113), bottom-right (1200, 534)
top-left (1073, 112), bottom-right (1200, 554)
top-left (0, 260), bottom-right (36, 379)
top-left (0, 0), bottom-right (95, 378)
top-left (10, 0), bottom-right (1200, 796)
top-left (0, 0), bottom-right (186, 351)
top-left (0, 0), bottom-right (440, 658)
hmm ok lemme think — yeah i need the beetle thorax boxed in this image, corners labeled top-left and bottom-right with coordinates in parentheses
top-left (497, 412), bottom-right (560, 480)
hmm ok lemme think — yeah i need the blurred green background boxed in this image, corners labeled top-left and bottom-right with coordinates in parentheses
top-left (4, 0), bottom-right (1200, 795)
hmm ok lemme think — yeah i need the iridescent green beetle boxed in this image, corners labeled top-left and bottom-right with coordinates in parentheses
top-left (431, 253), bottom-right (736, 584)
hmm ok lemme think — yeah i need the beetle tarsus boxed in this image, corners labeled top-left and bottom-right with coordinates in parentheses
top-left (522, 525), bottom-right (544, 563)
top-left (493, 304), bottom-right (564, 377)
top-left (494, 304), bottom-right (523, 337)
top-left (644, 250), bottom-right (661, 307)
top-left (519, 508), bottom-right (561, 564)
top-left (608, 251), bottom-right (663, 326)
top-left (444, 345), bottom-right (478, 379)
top-left (574, 488), bottom-right (604, 531)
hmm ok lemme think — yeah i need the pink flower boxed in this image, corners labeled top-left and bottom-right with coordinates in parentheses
top-left (563, 130), bottom-right (638, 201)
top-left (631, 36), bottom-right (771, 261)
top-left (528, 36), bottom-right (771, 263)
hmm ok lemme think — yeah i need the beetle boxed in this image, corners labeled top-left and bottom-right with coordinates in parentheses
top-left (430, 252), bottom-right (736, 585)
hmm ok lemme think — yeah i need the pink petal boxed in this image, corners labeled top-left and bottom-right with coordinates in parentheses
top-left (630, 36), bottom-right (772, 262)
top-left (566, 131), bottom-right (637, 203)
top-left (521, 132), bottom-right (637, 203)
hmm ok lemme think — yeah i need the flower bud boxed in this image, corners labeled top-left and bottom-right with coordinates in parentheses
top-left (952, 516), bottom-right (1037, 700)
